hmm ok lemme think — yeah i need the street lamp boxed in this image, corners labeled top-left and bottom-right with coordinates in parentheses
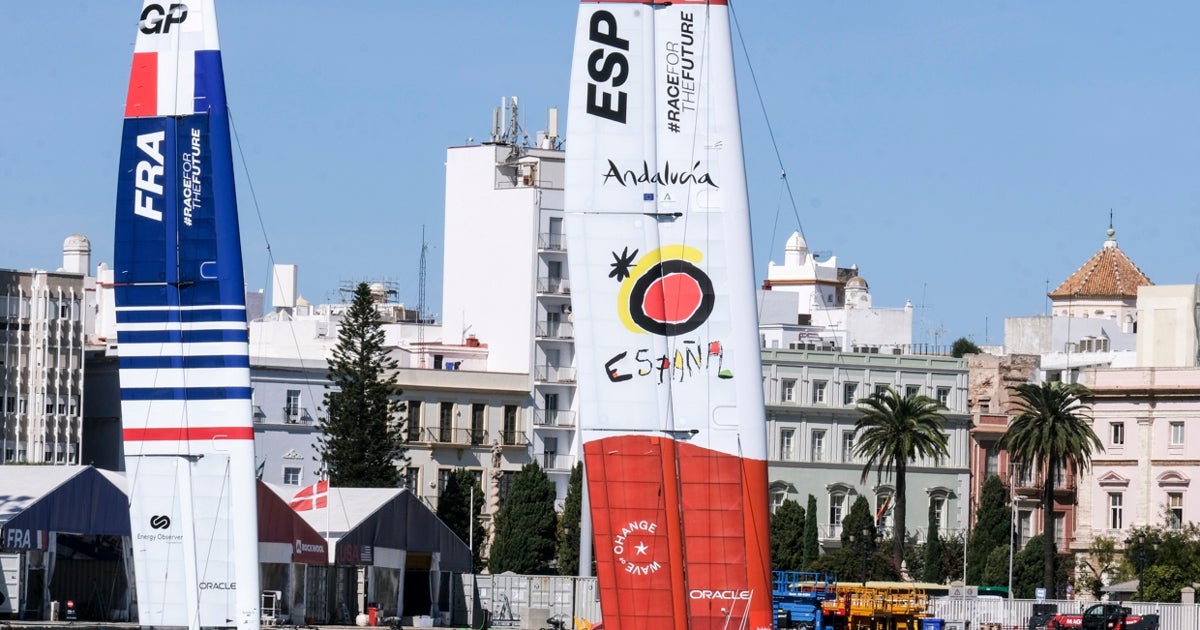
top-left (1126, 531), bottom-right (1148, 601)
top-left (848, 526), bottom-right (881, 585)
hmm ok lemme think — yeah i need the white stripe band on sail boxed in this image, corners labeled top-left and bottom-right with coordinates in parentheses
top-left (119, 367), bottom-right (251, 389)
top-left (116, 321), bottom-right (248, 332)
top-left (116, 342), bottom-right (249, 357)
top-left (116, 305), bottom-right (246, 312)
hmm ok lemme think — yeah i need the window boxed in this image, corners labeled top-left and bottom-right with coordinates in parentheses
top-left (829, 493), bottom-right (846, 532)
top-left (876, 494), bottom-right (893, 530)
top-left (812, 380), bottom-right (828, 404)
top-left (543, 437), bottom-right (560, 470)
top-left (470, 403), bottom-right (485, 445)
top-left (841, 431), bottom-right (855, 462)
top-left (285, 389), bottom-right (301, 422)
top-left (406, 401), bottom-right (422, 442)
top-left (1169, 492), bottom-right (1184, 530)
top-left (403, 467), bottom-right (419, 492)
top-left (1170, 422), bottom-right (1185, 446)
top-left (1111, 422), bottom-right (1125, 446)
top-left (930, 496), bottom-right (946, 536)
top-left (780, 428), bottom-right (796, 460)
top-left (874, 383), bottom-right (889, 397)
top-left (782, 379), bottom-right (796, 403)
top-left (438, 468), bottom-right (454, 495)
top-left (985, 444), bottom-right (999, 478)
top-left (4, 396), bottom-right (12, 413)
top-left (503, 405), bottom-right (518, 445)
top-left (811, 430), bottom-right (826, 461)
top-left (770, 491), bottom-right (787, 514)
top-left (1054, 512), bottom-right (1065, 548)
top-left (936, 387), bottom-right (950, 407)
top-left (1109, 493), bottom-right (1123, 530)
top-left (439, 402), bottom-right (454, 442)
top-left (1018, 510), bottom-right (1032, 547)
top-left (905, 384), bottom-right (921, 398)
top-left (283, 467), bottom-right (302, 486)
top-left (498, 471), bottom-right (515, 504)
top-left (843, 382), bottom-right (858, 405)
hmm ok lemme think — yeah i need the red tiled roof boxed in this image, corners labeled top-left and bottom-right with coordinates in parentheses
top-left (1049, 234), bottom-right (1152, 299)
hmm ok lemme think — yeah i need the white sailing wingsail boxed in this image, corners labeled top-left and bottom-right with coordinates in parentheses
top-left (114, 2), bottom-right (260, 628)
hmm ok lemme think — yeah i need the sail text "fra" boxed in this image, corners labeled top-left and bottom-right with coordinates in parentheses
top-left (134, 131), bottom-right (165, 222)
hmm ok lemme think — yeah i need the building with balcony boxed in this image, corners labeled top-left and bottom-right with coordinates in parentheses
top-left (0, 236), bottom-right (95, 466)
top-left (440, 99), bottom-right (577, 502)
top-left (763, 347), bottom-right (972, 551)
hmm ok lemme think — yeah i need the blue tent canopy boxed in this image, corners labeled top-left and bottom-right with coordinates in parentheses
top-left (1, 466), bottom-right (129, 550)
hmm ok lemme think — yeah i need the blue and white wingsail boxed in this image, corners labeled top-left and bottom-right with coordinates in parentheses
top-left (113, 2), bottom-right (259, 628)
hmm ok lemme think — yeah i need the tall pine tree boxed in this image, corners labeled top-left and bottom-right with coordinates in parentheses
top-left (489, 462), bottom-right (558, 574)
top-left (923, 500), bottom-right (946, 583)
top-left (315, 282), bottom-right (405, 487)
top-left (557, 462), bottom-right (583, 576)
top-left (437, 469), bottom-right (486, 573)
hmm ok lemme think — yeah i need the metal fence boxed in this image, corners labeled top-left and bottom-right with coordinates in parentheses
top-left (930, 596), bottom-right (1200, 629)
top-left (469, 574), bottom-right (602, 630)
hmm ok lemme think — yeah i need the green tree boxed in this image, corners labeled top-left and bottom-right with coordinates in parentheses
top-left (967, 475), bottom-right (1012, 584)
top-left (489, 462), bottom-right (558, 575)
top-left (981, 544), bottom-right (1011, 588)
top-left (770, 499), bottom-right (806, 571)
top-left (1000, 381), bottom-right (1102, 599)
top-left (1140, 565), bottom-right (1187, 603)
top-left (923, 502), bottom-right (946, 583)
top-left (1078, 536), bottom-right (1120, 599)
top-left (802, 494), bottom-right (820, 568)
top-left (1013, 534), bottom-right (1073, 598)
top-left (854, 387), bottom-right (949, 568)
top-left (557, 462), bottom-right (583, 576)
top-left (437, 469), bottom-right (485, 572)
top-left (839, 496), bottom-right (879, 581)
top-left (950, 337), bottom-right (982, 358)
top-left (315, 282), bottom-right (405, 486)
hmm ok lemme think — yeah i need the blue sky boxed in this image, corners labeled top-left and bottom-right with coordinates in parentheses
top-left (2, 3), bottom-right (1198, 346)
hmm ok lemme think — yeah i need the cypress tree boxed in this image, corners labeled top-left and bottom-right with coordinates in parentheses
top-left (967, 475), bottom-right (1011, 584)
top-left (802, 494), bottom-right (820, 568)
top-left (923, 501), bottom-right (946, 583)
top-left (437, 469), bottom-right (486, 573)
top-left (557, 462), bottom-right (583, 576)
top-left (770, 499), bottom-right (806, 571)
top-left (489, 462), bottom-right (558, 574)
top-left (315, 282), bottom-right (405, 486)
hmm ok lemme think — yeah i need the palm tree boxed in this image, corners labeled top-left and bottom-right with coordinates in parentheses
top-left (1000, 381), bottom-right (1102, 597)
top-left (854, 387), bottom-right (950, 569)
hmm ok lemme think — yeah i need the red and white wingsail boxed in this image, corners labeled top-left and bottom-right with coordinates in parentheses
top-left (565, 2), bottom-right (772, 629)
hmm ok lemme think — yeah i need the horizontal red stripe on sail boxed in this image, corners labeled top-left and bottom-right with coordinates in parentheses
top-left (125, 52), bottom-right (157, 117)
top-left (124, 427), bottom-right (255, 441)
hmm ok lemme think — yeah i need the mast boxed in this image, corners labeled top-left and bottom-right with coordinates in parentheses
top-left (114, 2), bottom-right (260, 628)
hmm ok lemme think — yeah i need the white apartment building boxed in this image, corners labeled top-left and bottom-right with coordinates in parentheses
top-left (440, 99), bottom-right (577, 502)
top-left (0, 235), bottom-right (94, 465)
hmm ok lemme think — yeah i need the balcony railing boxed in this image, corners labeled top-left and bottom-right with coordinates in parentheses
top-left (534, 365), bottom-right (577, 383)
top-left (253, 405), bottom-right (267, 422)
top-left (283, 406), bottom-right (314, 424)
top-left (423, 427), bottom-right (488, 446)
top-left (542, 453), bottom-right (575, 471)
top-left (538, 232), bottom-right (566, 252)
top-left (501, 429), bottom-right (530, 446)
top-left (536, 277), bottom-right (571, 295)
top-left (535, 321), bottom-right (575, 340)
top-left (534, 410), bottom-right (576, 427)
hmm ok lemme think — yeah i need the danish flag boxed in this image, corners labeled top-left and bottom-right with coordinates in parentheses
top-left (289, 480), bottom-right (329, 511)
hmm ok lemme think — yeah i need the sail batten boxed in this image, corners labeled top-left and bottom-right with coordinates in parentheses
top-left (114, 2), bottom-right (259, 629)
top-left (566, 1), bottom-right (771, 628)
